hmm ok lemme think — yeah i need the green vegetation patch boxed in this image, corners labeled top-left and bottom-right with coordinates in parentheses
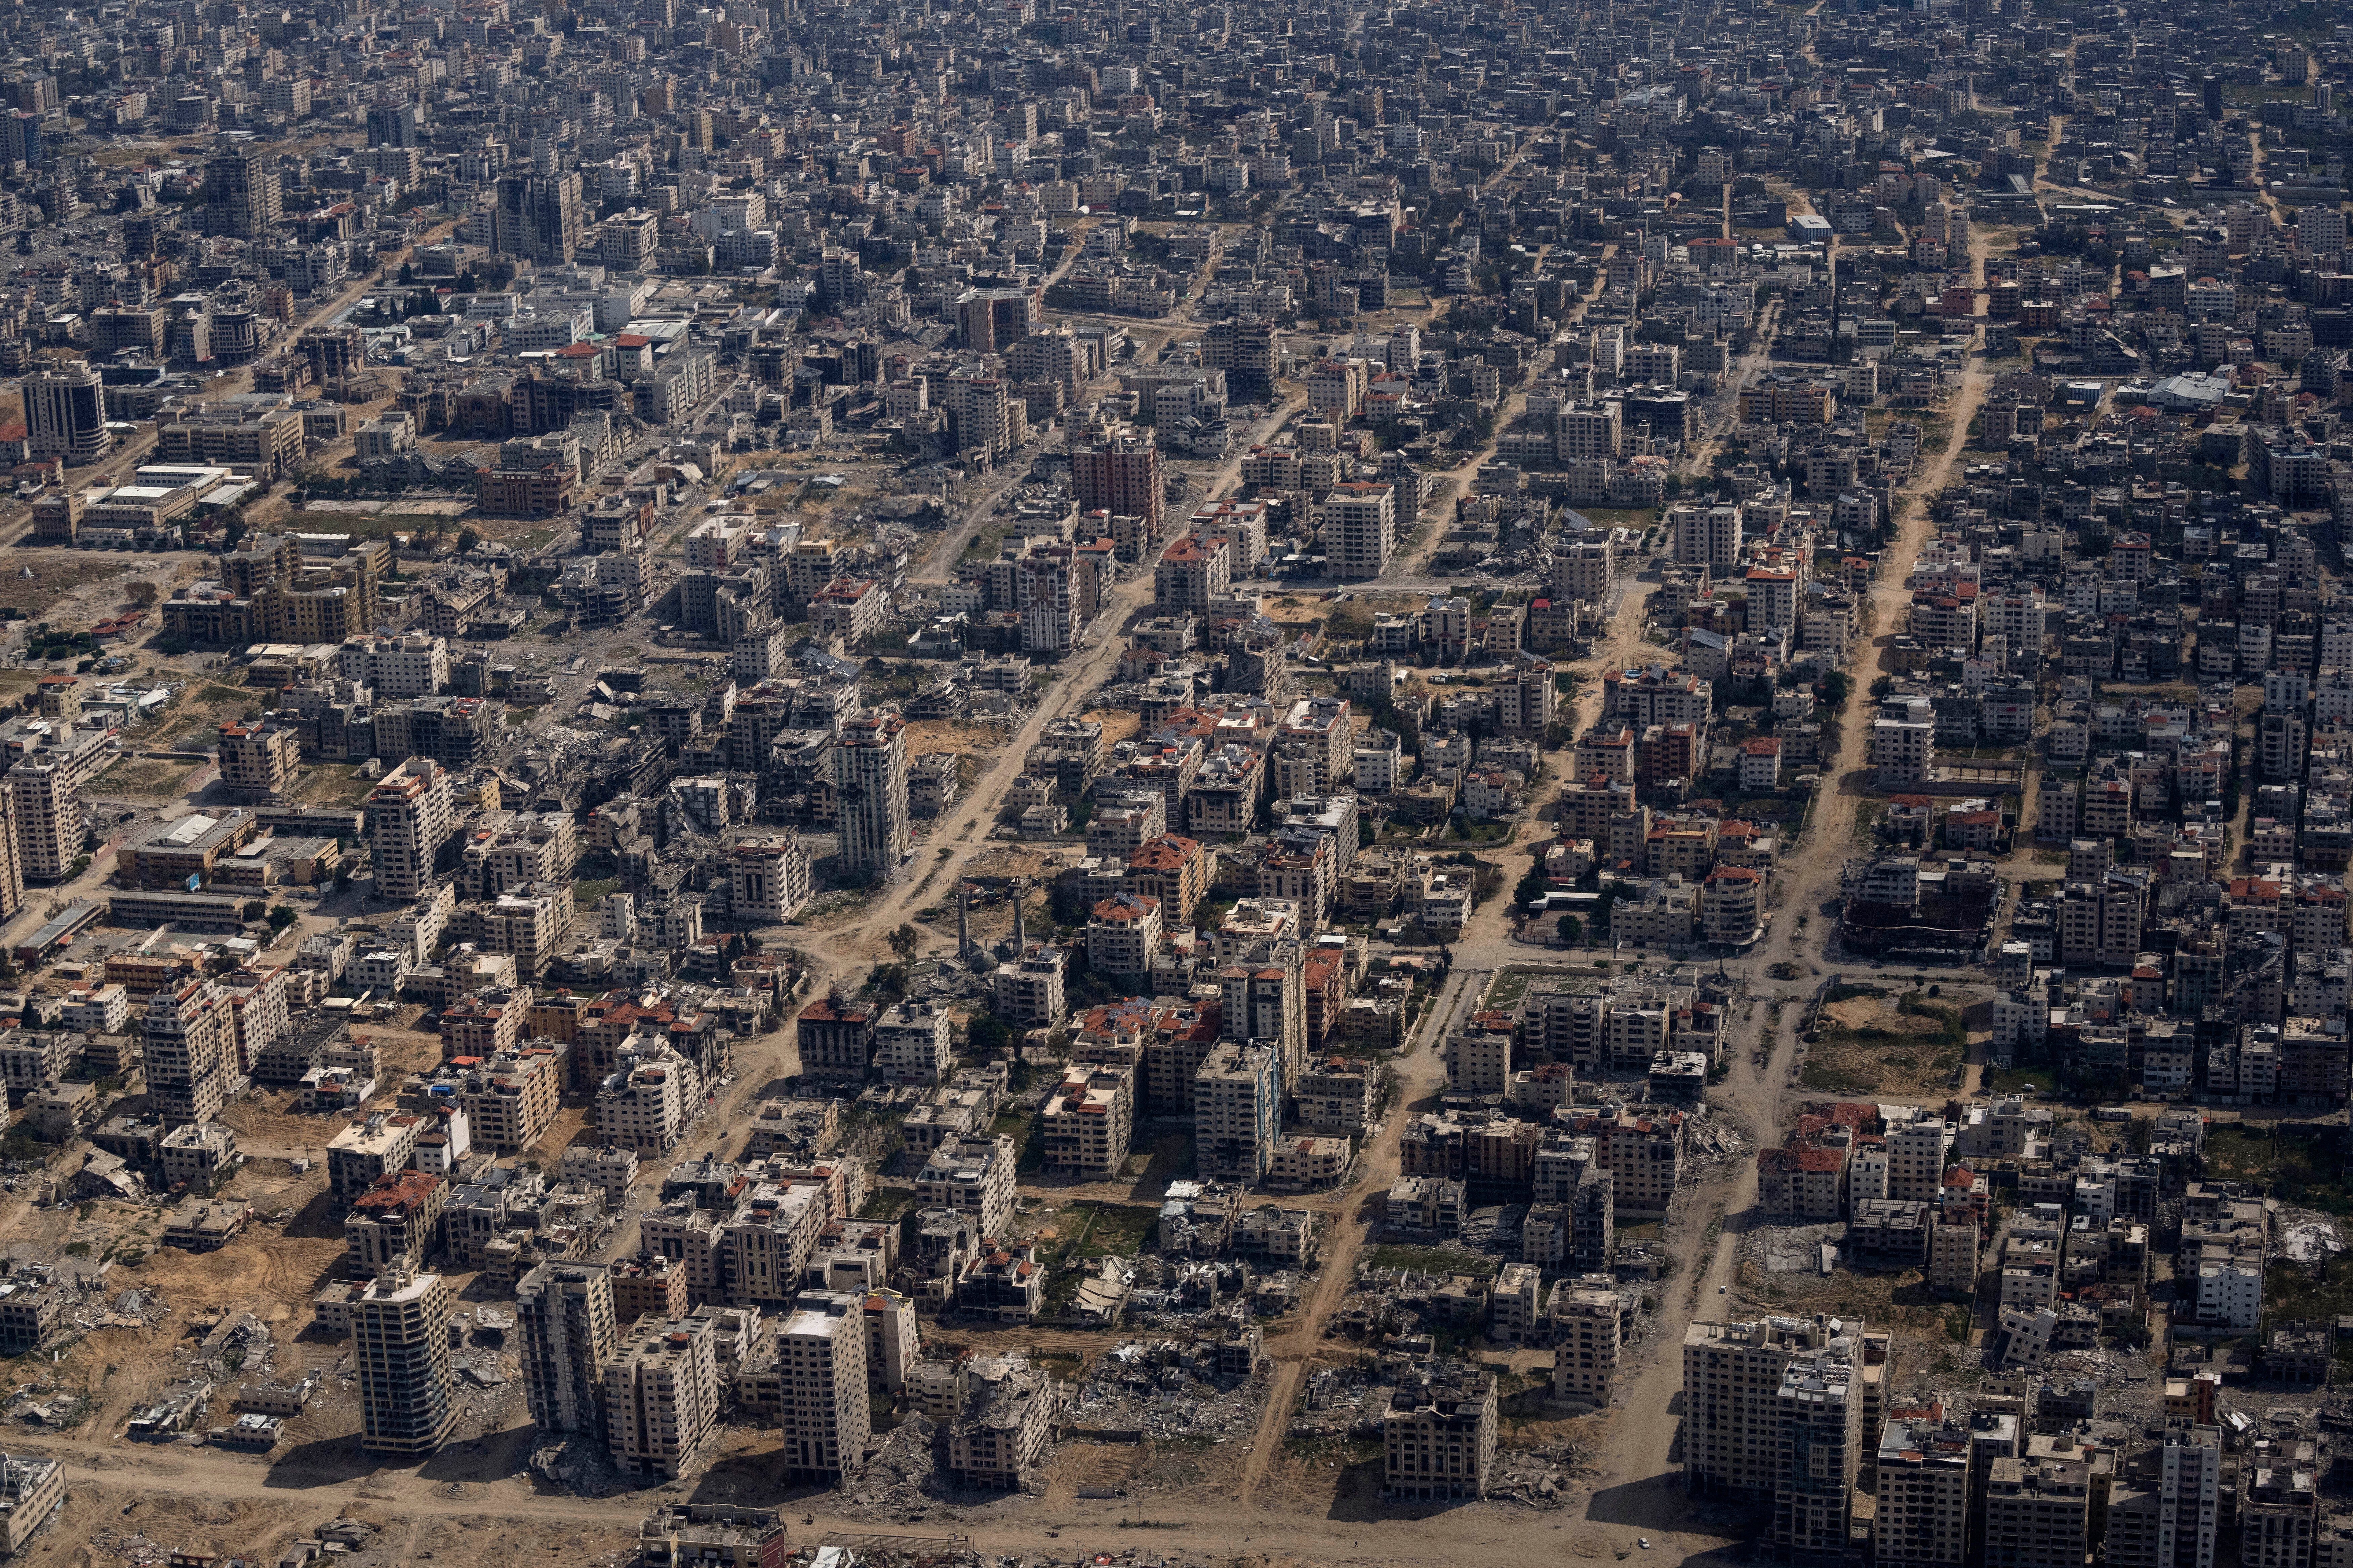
top-left (2205, 1126), bottom-right (2353, 1212)
top-left (1364, 1245), bottom-right (1502, 1278)
top-left (857, 1186), bottom-right (917, 1222)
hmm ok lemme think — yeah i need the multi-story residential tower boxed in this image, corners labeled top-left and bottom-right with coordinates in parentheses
top-left (492, 170), bottom-right (585, 263)
top-left (352, 1267), bottom-right (457, 1455)
top-left (833, 712), bottom-right (909, 877)
top-left (517, 1261), bottom-right (619, 1441)
top-left (1194, 1041), bottom-right (1279, 1182)
top-left (1875, 1415), bottom-right (1974, 1568)
top-left (145, 977), bottom-right (236, 1127)
top-left (602, 1313), bottom-right (720, 1478)
top-left (366, 758), bottom-right (454, 903)
top-left (1550, 1283), bottom-right (1623, 1408)
top-left (1382, 1360), bottom-right (1498, 1500)
top-left (1682, 1316), bottom-right (1865, 1497)
top-left (1323, 481), bottom-right (1396, 580)
top-left (777, 1290), bottom-right (870, 1482)
top-left (1983, 1452), bottom-right (2091, 1568)
top-left (1071, 425), bottom-right (1163, 539)
top-left (1775, 1346), bottom-right (1864, 1558)
top-left (204, 145), bottom-right (282, 238)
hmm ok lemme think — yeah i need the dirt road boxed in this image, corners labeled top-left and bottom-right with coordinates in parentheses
top-left (1576, 220), bottom-right (1999, 1528)
top-left (1233, 946), bottom-right (1489, 1506)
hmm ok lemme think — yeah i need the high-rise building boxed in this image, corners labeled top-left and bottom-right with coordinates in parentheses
top-left (1193, 1041), bottom-right (1279, 1182)
top-left (145, 977), bottom-right (237, 1127)
top-left (517, 1261), bottom-right (619, 1441)
top-left (1322, 481), bottom-right (1396, 580)
top-left (492, 171), bottom-right (586, 264)
top-left (4, 763), bottom-right (71, 882)
top-left (602, 1313), bottom-right (720, 1477)
top-left (1550, 1283), bottom-right (1622, 1408)
top-left (0, 791), bottom-right (22, 933)
top-left (1984, 1452), bottom-right (2091, 1568)
top-left (215, 720), bottom-right (300, 802)
top-left (1875, 1415), bottom-right (1973, 1568)
top-left (1886, 1119), bottom-right (1952, 1203)
top-left (353, 1266), bottom-right (457, 1455)
top-left (1202, 317), bottom-right (1277, 401)
top-left (1668, 502), bottom-right (1745, 567)
top-left (365, 102), bottom-right (422, 148)
top-left (777, 1290), bottom-right (870, 1483)
top-left (1, 110), bottom-right (46, 167)
top-left (1071, 425), bottom-right (1163, 539)
top-left (23, 361), bottom-right (108, 466)
top-left (1774, 1346), bottom-right (1864, 1558)
top-left (2162, 1432), bottom-right (2228, 1568)
top-left (1682, 1316), bottom-right (1866, 1497)
top-left (954, 286), bottom-right (1038, 353)
top-left (833, 712), bottom-right (909, 877)
top-left (366, 758), bottom-right (455, 903)
top-left (204, 145), bottom-right (282, 239)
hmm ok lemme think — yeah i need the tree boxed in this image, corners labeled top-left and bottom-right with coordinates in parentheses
top-left (127, 581), bottom-right (158, 609)
top-left (267, 906), bottom-right (297, 933)
top-left (456, 528), bottom-right (480, 554)
top-left (1557, 913), bottom-right (1585, 946)
top-left (966, 1012), bottom-right (1014, 1058)
top-left (241, 901), bottom-right (267, 921)
top-left (888, 923), bottom-right (919, 963)
top-left (868, 963), bottom-right (909, 1001)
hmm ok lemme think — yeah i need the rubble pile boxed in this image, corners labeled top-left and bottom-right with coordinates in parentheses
top-left (1684, 1115), bottom-right (1752, 1167)
top-left (1285, 1364), bottom-right (1386, 1442)
top-left (840, 1412), bottom-right (1042, 1519)
top-left (71, 1285), bottom-right (170, 1334)
top-left (2277, 1208), bottom-right (2344, 1265)
top-left (531, 1433), bottom-right (626, 1497)
top-left (85, 1528), bottom-right (171, 1567)
top-left (197, 1312), bottom-right (275, 1379)
top-left (1488, 1446), bottom-right (1581, 1508)
top-left (1063, 1340), bottom-right (1270, 1446)
top-left (3, 1379), bottom-right (90, 1427)
top-left (1744, 1222), bottom-right (1845, 1274)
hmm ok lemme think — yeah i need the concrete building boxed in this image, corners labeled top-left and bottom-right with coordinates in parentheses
top-left (727, 834), bottom-right (813, 924)
top-left (517, 1261), bottom-right (619, 1441)
top-left (366, 758), bottom-right (455, 904)
top-left (1774, 1344), bottom-right (1863, 1559)
top-left (834, 713), bottom-right (910, 877)
top-left (144, 977), bottom-right (237, 1127)
top-left (777, 1290), bottom-right (870, 1482)
top-left (1551, 1283), bottom-right (1623, 1409)
top-left (914, 1135), bottom-right (1019, 1239)
top-left (1041, 1063), bottom-right (1135, 1180)
top-left (603, 1313), bottom-right (721, 1478)
top-left (946, 1354), bottom-right (1058, 1487)
top-left (352, 1267), bottom-right (457, 1455)
top-left (1983, 1452), bottom-right (2091, 1568)
top-left (1382, 1360), bottom-right (1498, 1500)
top-left (1875, 1414), bottom-right (1974, 1568)
top-left (1323, 481), bottom-right (1397, 580)
top-left (1195, 1041), bottom-right (1279, 1183)
top-left (1682, 1315), bottom-right (1864, 1498)
top-left (1887, 1119), bottom-right (1952, 1203)
top-left (1086, 893), bottom-right (1162, 980)
top-left (23, 360), bottom-right (107, 466)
